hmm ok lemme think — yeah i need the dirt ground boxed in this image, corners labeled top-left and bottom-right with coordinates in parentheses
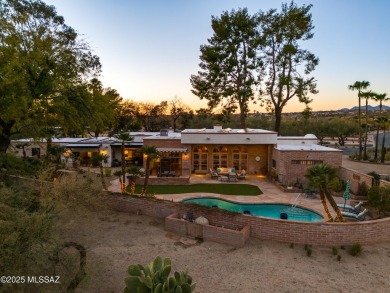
top-left (57, 209), bottom-right (390, 293)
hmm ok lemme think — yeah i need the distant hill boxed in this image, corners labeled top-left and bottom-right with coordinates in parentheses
top-left (339, 105), bottom-right (390, 111)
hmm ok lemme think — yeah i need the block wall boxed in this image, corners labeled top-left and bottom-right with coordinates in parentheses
top-left (108, 194), bottom-right (390, 246)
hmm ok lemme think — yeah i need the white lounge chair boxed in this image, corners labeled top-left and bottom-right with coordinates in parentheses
top-left (337, 201), bottom-right (363, 213)
top-left (341, 208), bottom-right (367, 221)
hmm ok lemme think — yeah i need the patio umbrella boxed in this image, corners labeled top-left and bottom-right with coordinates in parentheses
top-left (342, 180), bottom-right (351, 210)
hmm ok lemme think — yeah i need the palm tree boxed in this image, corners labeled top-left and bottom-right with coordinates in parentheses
top-left (360, 91), bottom-right (373, 160)
top-left (91, 153), bottom-right (109, 191)
top-left (305, 164), bottom-right (344, 222)
top-left (140, 146), bottom-right (159, 196)
top-left (127, 165), bottom-right (145, 195)
top-left (114, 132), bottom-right (134, 192)
top-left (348, 81), bottom-right (370, 160)
top-left (372, 93), bottom-right (389, 160)
top-left (377, 116), bottom-right (389, 163)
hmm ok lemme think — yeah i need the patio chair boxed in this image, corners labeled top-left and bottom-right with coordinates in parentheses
top-left (237, 170), bottom-right (246, 179)
top-left (341, 209), bottom-right (368, 221)
top-left (337, 201), bottom-right (363, 213)
top-left (210, 168), bottom-right (218, 179)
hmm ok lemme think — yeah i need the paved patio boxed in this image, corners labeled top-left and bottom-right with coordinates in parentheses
top-left (106, 171), bottom-right (351, 219)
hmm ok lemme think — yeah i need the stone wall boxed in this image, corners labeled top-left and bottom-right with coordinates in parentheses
top-left (108, 194), bottom-right (390, 246)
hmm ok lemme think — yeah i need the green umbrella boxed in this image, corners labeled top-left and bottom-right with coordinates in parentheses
top-left (342, 180), bottom-right (351, 209)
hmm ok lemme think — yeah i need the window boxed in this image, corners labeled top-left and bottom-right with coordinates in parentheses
top-left (232, 153), bottom-right (248, 170)
top-left (193, 153), bottom-right (208, 171)
top-left (291, 160), bottom-right (323, 165)
top-left (31, 148), bottom-right (40, 157)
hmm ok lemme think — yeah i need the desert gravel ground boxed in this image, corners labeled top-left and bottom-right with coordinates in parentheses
top-left (58, 210), bottom-right (390, 293)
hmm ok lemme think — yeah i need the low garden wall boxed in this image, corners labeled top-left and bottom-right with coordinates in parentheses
top-left (339, 167), bottom-right (374, 195)
top-left (165, 213), bottom-right (250, 248)
top-left (107, 193), bottom-right (390, 246)
top-left (134, 176), bottom-right (190, 186)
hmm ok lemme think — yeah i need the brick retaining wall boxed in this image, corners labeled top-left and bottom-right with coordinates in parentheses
top-left (165, 213), bottom-right (250, 248)
top-left (339, 167), bottom-right (373, 195)
top-left (108, 194), bottom-right (390, 246)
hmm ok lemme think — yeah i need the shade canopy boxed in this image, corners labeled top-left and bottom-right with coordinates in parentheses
top-left (156, 148), bottom-right (187, 153)
top-left (65, 144), bottom-right (101, 152)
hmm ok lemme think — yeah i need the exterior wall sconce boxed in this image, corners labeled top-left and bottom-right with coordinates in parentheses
top-left (246, 137), bottom-right (250, 140)
top-left (206, 137), bottom-right (210, 140)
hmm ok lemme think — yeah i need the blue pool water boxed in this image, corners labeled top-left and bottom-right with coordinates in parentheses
top-left (182, 197), bottom-right (323, 222)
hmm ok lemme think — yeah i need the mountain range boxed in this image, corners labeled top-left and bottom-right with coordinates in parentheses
top-left (339, 105), bottom-right (390, 111)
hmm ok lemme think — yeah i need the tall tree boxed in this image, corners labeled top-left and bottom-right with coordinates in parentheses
top-left (169, 97), bottom-right (190, 131)
top-left (372, 93), bottom-right (389, 160)
top-left (140, 146), bottom-right (159, 196)
top-left (377, 116), bottom-right (389, 163)
top-left (258, 2), bottom-right (319, 134)
top-left (0, 0), bottom-right (101, 152)
top-left (114, 132), bottom-right (133, 193)
top-left (348, 81), bottom-right (370, 160)
top-left (190, 8), bottom-right (260, 128)
top-left (87, 79), bottom-right (122, 137)
top-left (360, 91), bottom-right (373, 159)
top-left (305, 164), bottom-right (344, 222)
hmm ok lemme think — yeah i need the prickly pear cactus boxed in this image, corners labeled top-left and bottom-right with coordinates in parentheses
top-left (124, 256), bottom-right (196, 293)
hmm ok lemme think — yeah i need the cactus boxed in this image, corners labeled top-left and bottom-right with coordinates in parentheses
top-left (124, 256), bottom-right (196, 293)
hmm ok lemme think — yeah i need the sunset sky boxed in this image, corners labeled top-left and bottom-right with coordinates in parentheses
top-left (45, 0), bottom-right (390, 113)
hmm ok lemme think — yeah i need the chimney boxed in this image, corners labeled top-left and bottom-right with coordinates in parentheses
top-left (213, 124), bottom-right (223, 131)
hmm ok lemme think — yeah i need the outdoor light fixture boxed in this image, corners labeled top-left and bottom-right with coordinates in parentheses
top-left (206, 137), bottom-right (210, 140)
top-left (246, 137), bottom-right (250, 140)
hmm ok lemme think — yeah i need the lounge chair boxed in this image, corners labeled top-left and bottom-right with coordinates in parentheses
top-left (337, 201), bottom-right (363, 213)
top-left (341, 208), bottom-right (367, 221)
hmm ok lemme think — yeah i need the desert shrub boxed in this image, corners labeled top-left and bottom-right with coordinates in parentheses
top-left (368, 186), bottom-right (390, 216)
top-left (332, 247), bottom-right (338, 255)
top-left (306, 248), bottom-right (313, 257)
top-left (349, 244), bottom-right (362, 256)
top-left (105, 167), bottom-right (112, 177)
top-left (357, 181), bottom-right (369, 197)
top-left (0, 153), bottom-right (43, 177)
top-left (329, 178), bottom-right (343, 192)
top-left (367, 171), bottom-right (381, 186)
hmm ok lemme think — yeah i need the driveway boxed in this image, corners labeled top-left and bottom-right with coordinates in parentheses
top-left (342, 155), bottom-right (390, 176)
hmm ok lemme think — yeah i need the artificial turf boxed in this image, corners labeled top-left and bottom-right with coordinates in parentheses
top-left (131, 183), bottom-right (262, 196)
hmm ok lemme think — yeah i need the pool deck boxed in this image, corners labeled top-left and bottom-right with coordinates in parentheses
top-left (152, 174), bottom-right (347, 219)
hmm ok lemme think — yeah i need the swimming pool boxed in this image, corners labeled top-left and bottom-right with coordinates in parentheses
top-left (182, 197), bottom-right (323, 222)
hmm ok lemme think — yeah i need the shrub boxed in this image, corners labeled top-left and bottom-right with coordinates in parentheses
top-left (349, 244), bottom-right (362, 256)
top-left (357, 181), bottom-right (369, 197)
top-left (306, 248), bottom-right (312, 257)
top-left (290, 243), bottom-right (294, 249)
top-left (104, 167), bottom-right (112, 177)
top-left (329, 178), bottom-right (343, 192)
top-left (332, 247), bottom-right (338, 255)
top-left (337, 255), bottom-right (341, 261)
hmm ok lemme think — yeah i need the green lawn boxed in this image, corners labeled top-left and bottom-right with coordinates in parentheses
top-left (131, 184), bottom-right (262, 196)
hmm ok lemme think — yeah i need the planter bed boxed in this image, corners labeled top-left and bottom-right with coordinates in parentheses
top-left (165, 213), bottom-right (250, 248)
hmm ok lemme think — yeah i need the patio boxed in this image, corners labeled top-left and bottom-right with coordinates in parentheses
top-left (95, 168), bottom-right (349, 220)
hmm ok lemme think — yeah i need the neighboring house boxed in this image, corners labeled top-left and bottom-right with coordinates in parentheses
top-left (8, 125), bottom-right (341, 185)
